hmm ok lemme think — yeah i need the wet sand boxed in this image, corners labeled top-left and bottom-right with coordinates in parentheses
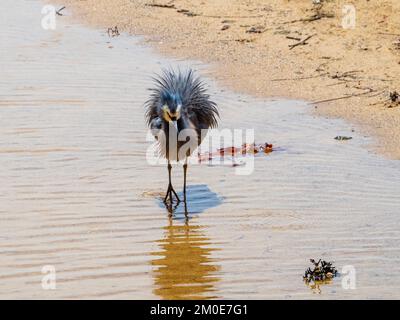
top-left (1, 0), bottom-right (400, 299)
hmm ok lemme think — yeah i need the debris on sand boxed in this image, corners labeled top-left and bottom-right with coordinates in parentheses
top-left (145, 3), bottom-right (176, 9)
top-left (198, 143), bottom-right (273, 163)
top-left (177, 9), bottom-right (198, 17)
top-left (334, 136), bottom-right (352, 141)
top-left (303, 259), bottom-right (338, 293)
top-left (235, 38), bottom-right (255, 43)
top-left (284, 1), bottom-right (334, 25)
top-left (390, 91), bottom-right (399, 102)
top-left (107, 26), bottom-right (120, 37)
top-left (393, 38), bottom-right (400, 50)
top-left (388, 90), bottom-right (400, 108)
top-left (221, 25), bottom-right (230, 31)
top-left (246, 26), bottom-right (265, 34)
top-left (288, 34), bottom-right (316, 50)
top-left (371, 90), bottom-right (400, 108)
top-left (241, 143), bottom-right (273, 154)
top-left (304, 259), bottom-right (338, 282)
top-left (221, 19), bottom-right (235, 24)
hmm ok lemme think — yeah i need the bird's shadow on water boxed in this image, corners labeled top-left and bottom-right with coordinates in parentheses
top-left (157, 184), bottom-right (223, 221)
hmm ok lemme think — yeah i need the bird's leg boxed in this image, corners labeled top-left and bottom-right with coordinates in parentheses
top-left (183, 200), bottom-right (188, 217)
top-left (183, 158), bottom-right (189, 217)
top-left (183, 158), bottom-right (188, 203)
top-left (164, 162), bottom-right (180, 204)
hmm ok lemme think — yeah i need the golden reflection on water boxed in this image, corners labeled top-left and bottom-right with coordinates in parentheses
top-left (151, 218), bottom-right (220, 300)
top-left (304, 279), bottom-right (333, 294)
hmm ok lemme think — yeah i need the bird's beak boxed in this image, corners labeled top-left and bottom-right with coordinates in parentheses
top-left (163, 105), bottom-right (180, 131)
top-left (165, 114), bottom-right (178, 130)
top-left (171, 120), bottom-right (178, 131)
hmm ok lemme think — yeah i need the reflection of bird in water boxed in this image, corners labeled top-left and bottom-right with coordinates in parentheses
top-left (151, 218), bottom-right (220, 300)
top-left (304, 278), bottom-right (333, 294)
top-left (145, 69), bottom-right (219, 212)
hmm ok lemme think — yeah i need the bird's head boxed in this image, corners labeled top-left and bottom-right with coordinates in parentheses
top-left (160, 92), bottom-right (182, 124)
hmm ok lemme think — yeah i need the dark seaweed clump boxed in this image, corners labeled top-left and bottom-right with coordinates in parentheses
top-left (303, 259), bottom-right (338, 284)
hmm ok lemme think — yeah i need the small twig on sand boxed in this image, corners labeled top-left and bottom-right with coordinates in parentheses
top-left (56, 6), bottom-right (66, 16)
top-left (377, 32), bottom-right (400, 37)
top-left (202, 14), bottom-right (263, 19)
top-left (283, 13), bottom-right (334, 24)
top-left (177, 9), bottom-right (198, 17)
top-left (311, 89), bottom-right (381, 104)
top-left (326, 81), bottom-right (351, 87)
top-left (286, 36), bottom-right (301, 41)
top-left (368, 90), bottom-right (387, 98)
top-left (145, 3), bottom-right (176, 9)
top-left (271, 73), bottom-right (328, 81)
top-left (289, 34), bottom-right (316, 50)
top-left (330, 70), bottom-right (363, 80)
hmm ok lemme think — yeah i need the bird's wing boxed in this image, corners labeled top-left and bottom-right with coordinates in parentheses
top-left (149, 117), bottom-right (162, 140)
top-left (183, 110), bottom-right (204, 146)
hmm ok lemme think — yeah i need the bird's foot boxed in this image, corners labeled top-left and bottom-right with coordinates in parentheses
top-left (165, 200), bottom-right (180, 217)
top-left (163, 183), bottom-right (181, 204)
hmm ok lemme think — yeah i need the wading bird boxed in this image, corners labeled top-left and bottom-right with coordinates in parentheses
top-left (145, 69), bottom-right (219, 209)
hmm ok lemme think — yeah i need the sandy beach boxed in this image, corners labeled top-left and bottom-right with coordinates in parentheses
top-left (53, 0), bottom-right (400, 159)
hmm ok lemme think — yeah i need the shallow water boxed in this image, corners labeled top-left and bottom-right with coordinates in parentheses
top-left (1, 0), bottom-right (400, 299)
